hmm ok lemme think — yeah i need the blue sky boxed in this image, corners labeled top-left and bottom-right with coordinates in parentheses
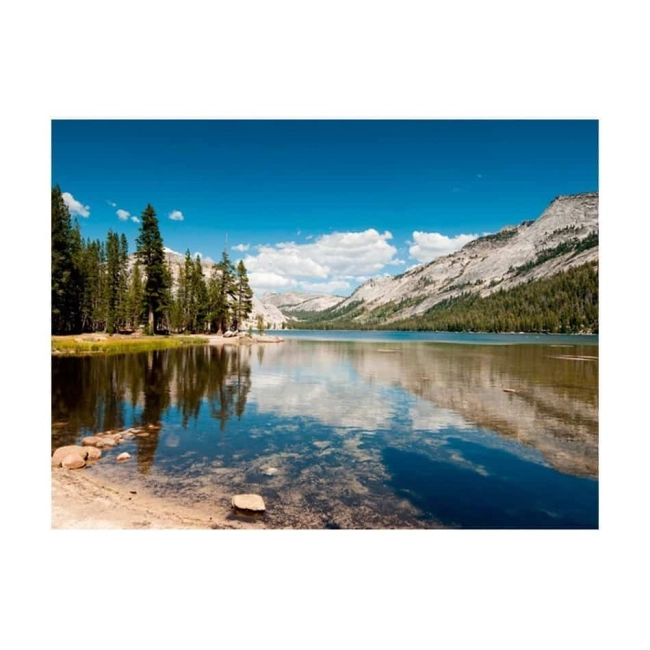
top-left (52, 120), bottom-right (598, 296)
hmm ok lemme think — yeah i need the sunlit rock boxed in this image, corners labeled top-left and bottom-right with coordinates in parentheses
top-left (62, 453), bottom-right (86, 469)
top-left (116, 452), bottom-right (132, 462)
top-left (85, 447), bottom-right (102, 461)
top-left (232, 494), bottom-right (266, 513)
top-left (52, 445), bottom-right (88, 466)
top-left (82, 436), bottom-right (103, 446)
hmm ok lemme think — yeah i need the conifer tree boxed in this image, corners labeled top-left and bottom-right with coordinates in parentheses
top-left (51, 185), bottom-right (77, 334)
top-left (135, 205), bottom-right (168, 334)
top-left (233, 259), bottom-right (253, 331)
top-left (208, 250), bottom-right (236, 333)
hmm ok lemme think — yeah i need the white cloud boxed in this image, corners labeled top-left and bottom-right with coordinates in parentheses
top-left (232, 243), bottom-right (250, 252)
top-left (409, 231), bottom-right (478, 263)
top-left (169, 210), bottom-right (184, 221)
top-left (62, 192), bottom-right (90, 218)
top-left (116, 209), bottom-right (130, 220)
top-left (107, 200), bottom-right (117, 207)
top-left (242, 228), bottom-right (397, 297)
top-left (300, 280), bottom-right (351, 294)
top-left (131, 216), bottom-right (140, 223)
top-left (248, 272), bottom-right (298, 292)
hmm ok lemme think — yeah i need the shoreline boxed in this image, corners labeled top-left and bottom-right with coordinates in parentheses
top-left (51, 467), bottom-right (260, 530)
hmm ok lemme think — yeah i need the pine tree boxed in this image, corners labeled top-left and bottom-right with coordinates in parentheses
top-left (126, 261), bottom-right (144, 330)
top-left (135, 205), bottom-right (168, 334)
top-left (191, 255), bottom-right (208, 333)
top-left (208, 250), bottom-right (236, 333)
top-left (51, 185), bottom-right (78, 334)
top-left (233, 259), bottom-right (253, 331)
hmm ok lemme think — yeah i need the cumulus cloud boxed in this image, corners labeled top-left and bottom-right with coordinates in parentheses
top-left (169, 210), bottom-right (184, 221)
top-left (62, 192), bottom-right (90, 218)
top-left (131, 216), bottom-right (140, 223)
top-left (300, 280), bottom-right (351, 294)
top-left (116, 209), bottom-right (130, 221)
top-left (232, 243), bottom-right (250, 252)
top-left (107, 200), bottom-right (117, 207)
top-left (248, 272), bottom-right (298, 292)
top-left (243, 229), bottom-right (398, 296)
top-left (409, 231), bottom-right (478, 263)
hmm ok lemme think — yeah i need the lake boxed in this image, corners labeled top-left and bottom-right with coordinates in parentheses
top-left (51, 332), bottom-right (599, 529)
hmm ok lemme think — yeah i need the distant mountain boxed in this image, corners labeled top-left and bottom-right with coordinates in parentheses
top-left (294, 192), bottom-right (599, 330)
top-left (262, 291), bottom-right (344, 314)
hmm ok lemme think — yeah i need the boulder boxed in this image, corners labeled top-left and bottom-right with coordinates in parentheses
top-left (85, 447), bottom-right (102, 461)
top-left (82, 436), bottom-right (103, 447)
top-left (263, 467), bottom-right (278, 476)
top-left (62, 454), bottom-right (86, 469)
top-left (231, 494), bottom-right (266, 513)
top-left (116, 452), bottom-right (132, 462)
top-left (223, 330), bottom-right (235, 338)
top-left (97, 437), bottom-right (117, 447)
top-left (52, 445), bottom-right (88, 467)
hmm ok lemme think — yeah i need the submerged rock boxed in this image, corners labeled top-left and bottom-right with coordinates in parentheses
top-left (52, 445), bottom-right (88, 467)
top-left (262, 467), bottom-right (278, 476)
top-left (231, 494), bottom-right (266, 513)
top-left (116, 452), bottom-right (132, 462)
top-left (62, 454), bottom-right (86, 469)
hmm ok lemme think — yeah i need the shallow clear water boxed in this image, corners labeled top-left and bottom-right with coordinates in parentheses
top-left (52, 333), bottom-right (598, 529)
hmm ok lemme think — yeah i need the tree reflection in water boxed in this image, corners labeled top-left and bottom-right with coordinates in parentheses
top-left (52, 346), bottom-right (253, 469)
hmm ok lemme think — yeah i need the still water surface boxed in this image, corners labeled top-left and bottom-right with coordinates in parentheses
top-left (52, 333), bottom-right (598, 528)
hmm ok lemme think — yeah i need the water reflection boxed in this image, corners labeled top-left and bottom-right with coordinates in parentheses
top-left (51, 339), bottom-right (598, 528)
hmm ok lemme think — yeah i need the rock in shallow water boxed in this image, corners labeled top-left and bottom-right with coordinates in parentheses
top-left (61, 454), bottom-right (86, 469)
top-left (231, 494), bottom-right (266, 513)
top-left (52, 445), bottom-right (88, 466)
top-left (85, 447), bottom-right (102, 461)
top-left (116, 452), bottom-right (131, 462)
top-left (82, 436), bottom-right (103, 447)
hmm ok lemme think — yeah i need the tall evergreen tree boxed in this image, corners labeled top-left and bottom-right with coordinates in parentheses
top-left (191, 255), bottom-right (208, 332)
top-left (135, 205), bottom-right (168, 334)
top-left (233, 259), bottom-right (253, 331)
top-left (208, 250), bottom-right (236, 333)
top-left (51, 185), bottom-right (78, 334)
top-left (126, 261), bottom-right (145, 330)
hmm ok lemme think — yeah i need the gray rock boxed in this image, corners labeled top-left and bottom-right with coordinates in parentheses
top-left (231, 494), bottom-right (266, 513)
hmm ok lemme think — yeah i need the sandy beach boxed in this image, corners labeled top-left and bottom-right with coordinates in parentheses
top-left (51, 467), bottom-right (258, 530)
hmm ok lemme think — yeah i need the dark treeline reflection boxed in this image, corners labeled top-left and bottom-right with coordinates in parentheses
top-left (52, 346), bottom-right (252, 458)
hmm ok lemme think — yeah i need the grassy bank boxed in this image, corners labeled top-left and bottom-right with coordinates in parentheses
top-left (52, 334), bottom-right (209, 355)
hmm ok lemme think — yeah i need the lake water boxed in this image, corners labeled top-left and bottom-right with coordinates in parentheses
top-left (51, 332), bottom-right (598, 529)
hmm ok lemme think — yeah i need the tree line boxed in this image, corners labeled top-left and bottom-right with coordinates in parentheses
top-left (52, 185), bottom-right (253, 335)
top-left (288, 262), bottom-right (598, 334)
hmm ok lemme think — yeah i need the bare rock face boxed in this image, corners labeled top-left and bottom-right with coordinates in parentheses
top-left (231, 494), bottom-right (266, 513)
top-left (52, 445), bottom-right (88, 467)
top-left (116, 452), bottom-right (132, 462)
top-left (85, 447), bottom-right (102, 461)
top-left (61, 454), bottom-right (86, 469)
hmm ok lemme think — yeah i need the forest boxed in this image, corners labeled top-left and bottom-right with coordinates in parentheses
top-left (51, 185), bottom-right (253, 336)
top-left (288, 262), bottom-right (598, 334)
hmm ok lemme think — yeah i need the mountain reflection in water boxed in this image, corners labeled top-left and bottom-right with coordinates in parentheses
top-left (52, 339), bottom-right (598, 529)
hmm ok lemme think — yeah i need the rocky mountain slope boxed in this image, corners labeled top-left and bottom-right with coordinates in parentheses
top-left (331, 192), bottom-right (598, 324)
top-left (262, 291), bottom-right (344, 314)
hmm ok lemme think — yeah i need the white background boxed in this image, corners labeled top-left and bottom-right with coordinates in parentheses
top-left (1, 1), bottom-right (648, 648)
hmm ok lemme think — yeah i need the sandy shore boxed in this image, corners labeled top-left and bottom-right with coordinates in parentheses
top-left (51, 468), bottom-right (258, 530)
